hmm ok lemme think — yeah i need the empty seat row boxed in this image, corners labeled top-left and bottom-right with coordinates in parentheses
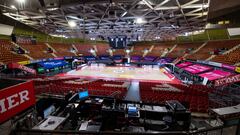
top-left (139, 82), bottom-right (213, 113)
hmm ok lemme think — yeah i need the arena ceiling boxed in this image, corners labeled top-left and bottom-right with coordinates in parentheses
top-left (0, 0), bottom-right (209, 41)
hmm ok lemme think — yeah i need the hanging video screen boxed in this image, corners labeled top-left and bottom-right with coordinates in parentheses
top-left (108, 35), bottom-right (127, 49)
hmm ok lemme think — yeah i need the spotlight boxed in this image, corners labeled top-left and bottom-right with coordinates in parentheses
top-left (138, 36), bottom-right (141, 40)
top-left (68, 21), bottom-right (76, 27)
top-left (10, 5), bottom-right (17, 10)
top-left (90, 49), bottom-right (95, 53)
top-left (108, 49), bottom-right (113, 52)
top-left (121, 11), bottom-right (127, 17)
top-left (16, 0), bottom-right (25, 3)
top-left (126, 49), bottom-right (130, 53)
top-left (90, 38), bottom-right (95, 40)
top-left (169, 12), bottom-right (174, 18)
top-left (135, 17), bottom-right (146, 24)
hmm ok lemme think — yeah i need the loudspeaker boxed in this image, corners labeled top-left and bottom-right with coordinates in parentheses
top-left (11, 34), bottom-right (16, 43)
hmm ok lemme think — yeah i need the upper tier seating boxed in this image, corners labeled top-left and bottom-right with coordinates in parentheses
top-left (186, 40), bottom-right (240, 60)
top-left (131, 45), bottom-right (151, 56)
top-left (51, 43), bottom-right (75, 57)
top-left (0, 40), bottom-right (28, 64)
top-left (96, 44), bottom-right (110, 56)
top-left (1, 38), bottom-right (240, 64)
top-left (167, 42), bottom-right (203, 58)
top-left (19, 43), bottom-right (53, 59)
top-left (75, 44), bottom-right (94, 56)
top-left (211, 47), bottom-right (240, 65)
top-left (147, 44), bottom-right (174, 57)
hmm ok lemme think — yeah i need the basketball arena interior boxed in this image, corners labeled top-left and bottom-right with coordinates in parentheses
top-left (0, 0), bottom-right (240, 135)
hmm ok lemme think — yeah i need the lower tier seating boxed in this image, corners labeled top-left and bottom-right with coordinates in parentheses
top-left (140, 82), bottom-right (213, 113)
top-left (34, 79), bottom-right (128, 99)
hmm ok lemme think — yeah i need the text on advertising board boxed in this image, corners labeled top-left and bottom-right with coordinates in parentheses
top-left (215, 74), bottom-right (240, 87)
top-left (0, 81), bottom-right (35, 123)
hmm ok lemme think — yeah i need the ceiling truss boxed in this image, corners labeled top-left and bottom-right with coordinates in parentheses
top-left (0, 0), bottom-right (209, 41)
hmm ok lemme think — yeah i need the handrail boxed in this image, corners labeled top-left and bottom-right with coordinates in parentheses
top-left (11, 123), bottom-right (238, 135)
top-left (12, 128), bottom-right (187, 135)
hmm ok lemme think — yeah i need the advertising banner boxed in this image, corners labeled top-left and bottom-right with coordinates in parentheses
top-left (222, 64), bottom-right (236, 71)
top-left (18, 60), bottom-right (30, 65)
top-left (8, 63), bottom-right (36, 74)
top-left (197, 60), bottom-right (237, 71)
top-left (64, 56), bottom-right (73, 60)
top-left (130, 56), bottom-right (141, 62)
top-left (176, 62), bottom-right (193, 68)
top-left (208, 61), bottom-right (222, 67)
top-left (38, 60), bottom-right (68, 69)
top-left (143, 56), bottom-right (157, 61)
top-left (0, 81), bottom-right (36, 123)
top-left (156, 57), bottom-right (174, 64)
top-left (215, 74), bottom-right (240, 87)
top-left (30, 59), bottom-right (42, 64)
top-left (199, 70), bottom-right (232, 81)
top-left (235, 67), bottom-right (240, 73)
top-left (54, 57), bottom-right (64, 60)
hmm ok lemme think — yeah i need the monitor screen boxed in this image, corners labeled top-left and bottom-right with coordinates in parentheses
top-left (43, 105), bottom-right (56, 118)
top-left (128, 106), bottom-right (137, 113)
top-left (79, 91), bottom-right (89, 100)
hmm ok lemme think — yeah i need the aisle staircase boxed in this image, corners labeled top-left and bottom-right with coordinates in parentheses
top-left (45, 43), bottom-right (57, 53)
top-left (205, 55), bottom-right (216, 61)
top-left (143, 49), bottom-right (150, 57)
top-left (130, 46), bottom-right (134, 52)
top-left (192, 41), bottom-right (208, 54)
top-left (23, 54), bottom-right (33, 60)
top-left (45, 43), bottom-right (57, 58)
top-left (71, 44), bottom-right (78, 56)
top-left (148, 45), bottom-right (154, 52)
top-left (124, 81), bottom-right (140, 101)
top-left (11, 41), bottom-right (33, 60)
top-left (93, 45), bottom-right (98, 52)
top-left (234, 62), bottom-right (240, 66)
top-left (162, 44), bottom-right (177, 57)
top-left (169, 44), bottom-right (177, 53)
top-left (143, 45), bottom-right (155, 57)
top-left (182, 41), bottom-right (207, 59)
